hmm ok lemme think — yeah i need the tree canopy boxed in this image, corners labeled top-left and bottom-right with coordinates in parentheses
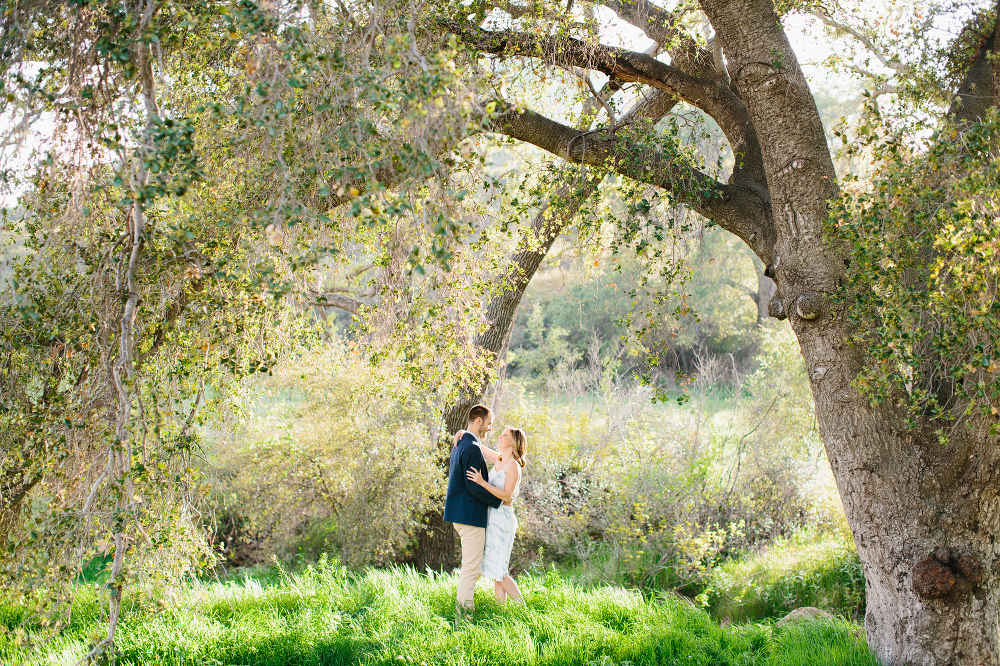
top-left (2, 0), bottom-right (999, 662)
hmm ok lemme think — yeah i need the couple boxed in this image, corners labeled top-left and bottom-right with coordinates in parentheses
top-left (443, 404), bottom-right (527, 617)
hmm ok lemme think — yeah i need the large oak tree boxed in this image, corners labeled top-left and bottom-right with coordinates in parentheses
top-left (2, 0), bottom-right (999, 663)
top-left (428, 1), bottom-right (1000, 656)
top-left (441, 2), bottom-right (1000, 663)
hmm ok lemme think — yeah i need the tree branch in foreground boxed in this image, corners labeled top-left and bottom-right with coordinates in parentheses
top-left (488, 103), bottom-right (774, 257)
top-left (492, 105), bottom-right (722, 210)
top-left (449, 23), bottom-right (767, 194)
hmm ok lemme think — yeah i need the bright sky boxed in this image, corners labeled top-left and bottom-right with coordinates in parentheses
top-left (593, 7), bottom-right (864, 96)
top-left (3, 3), bottom-right (940, 212)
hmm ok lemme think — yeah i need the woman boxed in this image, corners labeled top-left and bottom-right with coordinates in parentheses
top-left (454, 426), bottom-right (527, 603)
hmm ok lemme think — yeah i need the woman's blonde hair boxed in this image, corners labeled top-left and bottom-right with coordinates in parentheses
top-left (508, 427), bottom-right (527, 468)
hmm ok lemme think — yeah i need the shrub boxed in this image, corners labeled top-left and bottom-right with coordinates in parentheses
top-left (489, 327), bottom-right (840, 595)
top-left (204, 323), bottom-right (845, 593)
top-left (205, 341), bottom-right (445, 567)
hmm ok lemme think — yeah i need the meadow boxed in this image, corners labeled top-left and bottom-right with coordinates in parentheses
top-left (1, 555), bottom-right (875, 666)
top-left (3, 249), bottom-right (867, 666)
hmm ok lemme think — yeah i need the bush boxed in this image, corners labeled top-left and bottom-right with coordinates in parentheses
top-left (203, 323), bottom-right (846, 596)
top-left (487, 326), bottom-right (842, 595)
top-left (204, 341), bottom-right (446, 567)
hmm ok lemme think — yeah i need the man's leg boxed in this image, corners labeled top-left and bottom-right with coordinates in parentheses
top-left (453, 523), bottom-right (486, 614)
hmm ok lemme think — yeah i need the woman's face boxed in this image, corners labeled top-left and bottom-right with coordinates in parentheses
top-left (499, 428), bottom-right (512, 450)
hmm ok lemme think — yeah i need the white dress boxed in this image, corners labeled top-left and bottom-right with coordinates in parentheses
top-left (481, 461), bottom-right (520, 581)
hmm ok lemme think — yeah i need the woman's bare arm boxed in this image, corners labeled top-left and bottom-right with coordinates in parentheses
top-left (500, 463), bottom-right (520, 505)
top-left (477, 443), bottom-right (500, 465)
top-left (465, 463), bottom-right (519, 503)
top-left (453, 429), bottom-right (500, 464)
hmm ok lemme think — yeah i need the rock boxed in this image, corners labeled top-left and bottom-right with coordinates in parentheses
top-left (775, 607), bottom-right (836, 628)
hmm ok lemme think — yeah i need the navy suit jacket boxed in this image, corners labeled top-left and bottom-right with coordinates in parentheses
top-left (443, 432), bottom-right (502, 528)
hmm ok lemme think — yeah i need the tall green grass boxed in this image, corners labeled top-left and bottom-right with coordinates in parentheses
top-left (701, 533), bottom-right (865, 623)
top-left (1, 558), bottom-right (875, 666)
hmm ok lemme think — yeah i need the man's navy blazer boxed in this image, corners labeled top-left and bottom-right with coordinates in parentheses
top-left (443, 432), bottom-right (502, 528)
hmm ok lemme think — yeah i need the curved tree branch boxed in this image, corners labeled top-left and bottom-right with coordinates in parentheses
top-left (493, 105), bottom-right (721, 204)
top-left (598, 0), bottom-right (717, 78)
top-left (451, 23), bottom-right (714, 104)
top-left (448, 23), bottom-right (768, 197)
top-left (488, 103), bottom-right (773, 258)
top-left (619, 88), bottom-right (679, 124)
top-left (310, 292), bottom-right (364, 313)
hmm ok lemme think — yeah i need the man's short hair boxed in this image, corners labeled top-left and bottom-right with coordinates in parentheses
top-left (467, 404), bottom-right (492, 424)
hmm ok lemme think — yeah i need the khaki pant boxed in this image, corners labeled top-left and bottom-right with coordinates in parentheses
top-left (454, 522), bottom-right (486, 611)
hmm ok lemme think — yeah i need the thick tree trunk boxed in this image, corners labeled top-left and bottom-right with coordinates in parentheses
top-left (852, 430), bottom-right (999, 664)
top-left (410, 400), bottom-right (478, 571)
top-left (947, 10), bottom-right (999, 125)
top-left (801, 319), bottom-right (1000, 664)
top-left (700, 0), bottom-right (1000, 661)
top-left (412, 506), bottom-right (458, 570)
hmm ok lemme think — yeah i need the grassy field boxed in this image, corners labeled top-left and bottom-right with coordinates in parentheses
top-left (1, 558), bottom-right (876, 666)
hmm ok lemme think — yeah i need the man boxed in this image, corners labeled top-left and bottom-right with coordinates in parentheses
top-left (443, 404), bottom-right (502, 619)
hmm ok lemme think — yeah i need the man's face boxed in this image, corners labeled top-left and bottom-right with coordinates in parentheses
top-left (474, 414), bottom-right (493, 439)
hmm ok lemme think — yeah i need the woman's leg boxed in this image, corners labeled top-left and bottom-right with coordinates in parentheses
top-left (499, 575), bottom-right (523, 603)
top-left (494, 580), bottom-right (507, 602)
